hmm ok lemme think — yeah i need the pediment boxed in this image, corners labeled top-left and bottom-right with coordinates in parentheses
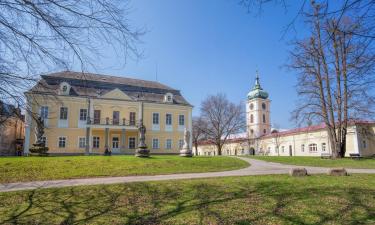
top-left (100, 88), bottom-right (132, 100)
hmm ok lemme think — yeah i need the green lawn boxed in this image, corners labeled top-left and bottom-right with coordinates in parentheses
top-left (0, 174), bottom-right (374, 224)
top-left (0, 155), bottom-right (248, 183)
top-left (245, 156), bottom-right (375, 169)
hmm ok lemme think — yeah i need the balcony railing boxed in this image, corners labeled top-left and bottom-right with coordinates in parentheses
top-left (87, 117), bottom-right (138, 127)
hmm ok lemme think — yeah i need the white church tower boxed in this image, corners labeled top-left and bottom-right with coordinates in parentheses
top-left (246, 71), bottom-right (271, 138)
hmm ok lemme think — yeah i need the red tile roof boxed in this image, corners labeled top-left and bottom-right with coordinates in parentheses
top-left (198, 120), bottom-right (375, 145)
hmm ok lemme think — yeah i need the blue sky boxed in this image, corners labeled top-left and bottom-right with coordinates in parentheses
top-left (83, 0), bottom-right (306, 129)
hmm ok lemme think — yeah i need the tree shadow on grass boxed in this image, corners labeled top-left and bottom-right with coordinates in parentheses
top-left (0, 178), bottom-right (374, 225)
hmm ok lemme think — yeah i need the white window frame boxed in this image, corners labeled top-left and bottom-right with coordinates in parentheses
top-left (152, 113), bottom-right (160, 131)
top-left (78, 137), bottom-right (86, 148)
top-left (59, 107), bottom-right (68, 120)
top-left (178, 139), bottom-right (184, 150)
top-left (321, 143), bottom-right (326, 152)
top-left (58, 136), bottom-right (67, 148)
top-left (309, 143), bottom-right (318, 152)
top-left (152, 138), bottom-right (159, 149)
top-left (129, 112), bottom-right (136, 126)
top-left (58, 106), bottom-right (69, 128)
top-left (178, 115), bottom-right (185, 126)
top-left (40, 106), bottom-right (49, 119)
top-left (128, 137), bottom-right (136, 149)
top-left (79, 109), bottom-right (88, 121)
top-left (166, 113), bottom-right (172, 125)
top-left (93, 136), bottom-right (100, 149)
top-left (178, 115), bottom-right (185, 131)
top-left (39, 106), bottom-right (49, 127)
top-left (165, 113), bottom-right (173, 132)
top-left (112, 136), bottom-right (119, 149)
top-left (152, 113), bottom-right (159, 125)
top-left (78, 109), bottom-right (88, 128)
top-left (165, 139), bottom-right (172, 150)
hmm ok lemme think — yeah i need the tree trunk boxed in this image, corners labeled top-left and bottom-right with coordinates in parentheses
top-left (217, 144), bottom-right (222, 156)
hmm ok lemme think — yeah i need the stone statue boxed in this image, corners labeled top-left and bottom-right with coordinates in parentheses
top-left (30, 116), bottom-right (49, 155)
top-left (34, 116), bottom-right (45, 146)
top-left (180, 128), bottom-right (193, 157)
top-left (138, 120), bottom-right (146, 145)
top-left (183, 128), bottom-right (191, 149)
top-left (135, 119), bottom-right (150, 157)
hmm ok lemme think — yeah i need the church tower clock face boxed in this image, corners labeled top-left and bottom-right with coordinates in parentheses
top-left (246, 71), bottom-right (271, 138)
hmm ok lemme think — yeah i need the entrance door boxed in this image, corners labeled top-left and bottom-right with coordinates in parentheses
top-left (112, 137), bottom-right (119, 153)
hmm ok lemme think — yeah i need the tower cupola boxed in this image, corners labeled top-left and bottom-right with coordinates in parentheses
top-left (247, 71), bottom-right (269, 100)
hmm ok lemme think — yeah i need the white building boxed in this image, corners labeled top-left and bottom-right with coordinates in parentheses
top-left (198, 73), bottom-right (375, 157)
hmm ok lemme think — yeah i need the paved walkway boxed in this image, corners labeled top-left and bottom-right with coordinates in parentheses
top-left (1, 157), bottom-right (375, 193)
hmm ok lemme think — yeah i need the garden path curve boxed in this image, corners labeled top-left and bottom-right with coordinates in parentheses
top-left (1, 157), bottom-right (375, 193)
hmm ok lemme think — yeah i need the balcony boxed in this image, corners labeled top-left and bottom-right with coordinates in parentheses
top-left (87, 117), bottom-right (138, 128)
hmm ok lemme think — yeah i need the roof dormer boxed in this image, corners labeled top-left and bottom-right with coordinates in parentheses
top-left (164, 93), bottom-right (173, 103)
top-left (59, 82), bottom-right (71, 95)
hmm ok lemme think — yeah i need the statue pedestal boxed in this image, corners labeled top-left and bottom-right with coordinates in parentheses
top-left (180, 147), bottom-right (193, 157)
top-left (135, 143), bottom-right (150, 157)
top-left (135, 148), bottom-right (150, 157)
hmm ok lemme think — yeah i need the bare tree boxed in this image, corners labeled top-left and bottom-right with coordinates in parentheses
top-left (0, 0), bottom-right (143, 120)
top-left (200, 93), bottom-right (244, 156)
top-left (270, 124), bottom-right (283, 156)
top-left (192, 116), bottom-right (206, 156)
top-left (240, 1), bottom-right (375, 39)
top-left (240, 0), bottom-right (375, 158)
top-left (289, 1), bottom-right (375, 158)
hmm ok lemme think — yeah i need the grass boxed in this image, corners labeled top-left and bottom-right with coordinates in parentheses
top-left (0, 155), bottom-right (248, 183)
top-left (0, 174), bottom-right (374, 224)
top-left (245, 156), bottom-right (375, 169)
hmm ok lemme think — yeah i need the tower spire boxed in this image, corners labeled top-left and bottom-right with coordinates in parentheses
top-left (254, 70), bottom-right (261, 89)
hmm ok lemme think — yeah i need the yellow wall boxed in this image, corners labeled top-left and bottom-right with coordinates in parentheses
top-left (26, 94), bottom-right (192, 154)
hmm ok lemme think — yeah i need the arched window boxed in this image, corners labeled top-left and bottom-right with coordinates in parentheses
top-left (263, 129), bottom-right (266, 134)
top-left (59, 82), bottom-right (71, 95)
top-left (262, 103), bottom-right (266, 110)
top-left (250, 114), bottom-right (254, 123)
top-left (263, 114), bottom-right (266, 123)
top-left (250, 129), bottom-right (254, 134)
top-left (249, 103), bottom-right (254, 110)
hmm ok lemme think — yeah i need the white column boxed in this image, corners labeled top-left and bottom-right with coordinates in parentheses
top-left (89, 128), bottom-right (93, 154)
top-left (85, 127), bottom-right (90, 155)
top-left (121, 128), bottom-right (126, 151)
top-left (23, 99), bottom-right (32, 156)
top-left (105, 128), bottom-right (109, 149)
top-left (188, 108), bottom-right (192, 151)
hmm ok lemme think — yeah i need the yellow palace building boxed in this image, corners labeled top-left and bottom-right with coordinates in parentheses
top-left (24, 71), bottom-right (193, 155)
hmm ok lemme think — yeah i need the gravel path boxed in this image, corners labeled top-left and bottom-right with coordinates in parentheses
top-left (1, 157), bottom-right (374, 193)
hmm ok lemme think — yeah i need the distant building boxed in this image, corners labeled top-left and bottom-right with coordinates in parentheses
top-left (0, 102), bottom-right (25, 156)
top-left (197, 72), bottom-right (375, 157)
top-left (24, 71), bottom-right (192, 155)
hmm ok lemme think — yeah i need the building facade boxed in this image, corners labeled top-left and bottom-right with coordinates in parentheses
top-left (198, 73), bottom-right (375, 157)
top-left (24, 71), bottom-right (192, 155)
top-left (0, 102), bottom-right (25, 156)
